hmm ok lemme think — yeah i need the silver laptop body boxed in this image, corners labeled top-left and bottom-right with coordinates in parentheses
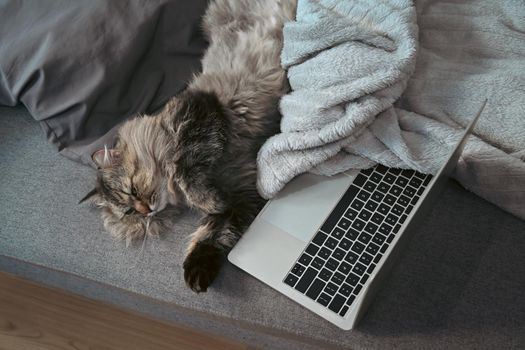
top-left (229, 101), bottom-right (486, 330)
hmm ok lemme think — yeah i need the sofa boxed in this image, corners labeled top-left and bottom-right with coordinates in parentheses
top-left (2, 105), bottom-right (525, 349)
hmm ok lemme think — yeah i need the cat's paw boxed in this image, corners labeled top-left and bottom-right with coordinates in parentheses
top-left (183, 242), bottom-right (224, 293)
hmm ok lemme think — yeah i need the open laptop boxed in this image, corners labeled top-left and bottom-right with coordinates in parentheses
top-left (229, 101), bottom-right (487, 330)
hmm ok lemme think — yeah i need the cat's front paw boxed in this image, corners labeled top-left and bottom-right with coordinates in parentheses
top-left (183, 242), bottom-right (224, 293)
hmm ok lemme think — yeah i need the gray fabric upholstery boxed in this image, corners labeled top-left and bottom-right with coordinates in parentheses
top-left (2, 105), bottom-right (525, 349)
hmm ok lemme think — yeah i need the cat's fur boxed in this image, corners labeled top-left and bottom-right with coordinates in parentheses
top-left (82, 0), bottom-right (296, 292)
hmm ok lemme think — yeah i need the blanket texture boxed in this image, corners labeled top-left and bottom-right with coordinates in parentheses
top-left (257, 0), bottom-right (525, 220)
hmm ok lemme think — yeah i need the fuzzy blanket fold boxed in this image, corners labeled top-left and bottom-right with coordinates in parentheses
top-left (257, 0), bottom-right (525, 220)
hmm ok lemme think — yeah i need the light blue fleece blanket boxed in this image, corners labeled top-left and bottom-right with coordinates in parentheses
top-left (257, 0), bottom-right (525, 220)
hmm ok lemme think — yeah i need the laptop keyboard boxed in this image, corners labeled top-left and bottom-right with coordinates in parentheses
top-left (283, 165), bottom-right (432, 317)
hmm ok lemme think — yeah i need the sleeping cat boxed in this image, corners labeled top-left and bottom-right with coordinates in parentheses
top-left (81, 0), bottom-right (296, 292)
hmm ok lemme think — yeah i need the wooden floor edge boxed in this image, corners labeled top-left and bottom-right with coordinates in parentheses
top-left (0, 271), bottom-right (254, 350)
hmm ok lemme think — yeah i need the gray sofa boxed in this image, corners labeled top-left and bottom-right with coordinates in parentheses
top-left (2, 105), bottom-right (525, 349)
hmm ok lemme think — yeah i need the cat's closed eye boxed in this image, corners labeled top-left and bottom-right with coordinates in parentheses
top-left (124, 208), bottom-right (135, 215)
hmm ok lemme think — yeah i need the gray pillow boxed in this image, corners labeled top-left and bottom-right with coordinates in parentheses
top-left (0, 0), bottom-right (207, 165)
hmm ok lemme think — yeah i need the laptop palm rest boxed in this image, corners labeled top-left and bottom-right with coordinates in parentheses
top-left (260, 172), bottom-right (356, 243)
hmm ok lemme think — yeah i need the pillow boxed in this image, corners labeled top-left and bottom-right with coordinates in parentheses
top-left (0, 0), bottom-right (208, 165)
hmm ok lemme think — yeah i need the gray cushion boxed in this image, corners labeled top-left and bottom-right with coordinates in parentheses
top-left (2, 105), bottom-right (525, 349)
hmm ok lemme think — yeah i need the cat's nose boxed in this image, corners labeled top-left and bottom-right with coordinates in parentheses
top-left (134, 201), bottom-right (151, 215)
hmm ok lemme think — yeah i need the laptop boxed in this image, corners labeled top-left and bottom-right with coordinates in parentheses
top-left (228, 100), bottom-right (487, 330)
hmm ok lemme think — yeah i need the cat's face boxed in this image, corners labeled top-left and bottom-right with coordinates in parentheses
top-left (90, 146), bottom-right (172, 220)
top-left (82, 115), bottom-right (181, 223)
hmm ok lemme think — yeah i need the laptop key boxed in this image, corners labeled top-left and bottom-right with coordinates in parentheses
top-left (423, 175), bottom-right (433, 186)
top-left (318, 247), bottom-right (331, 259)
top-left (325, 237), bottom-right (338, 250)
top-left (380, 243), bottom-right (389, 254)
top-left (367, 263), bottom-right (376, 274)
top-left (299, 253), bottom-right (313, 266)
top-left (395, 176), bottom-right (408, 187)
top-left (359, 252), bottom-right (373, 265)
top-left (332, 227), bottom-right (345, 239)
top-left (361, 274), bottom-right (370, 284)
top-left (378, 203), bottom-right (390, 215)
top-left (328, 294), bottom-right (346, 313)
top-left (357, 190), bottom-right (370, 202)
top-left (339, 238), bottom-right (352, 250)
top-left (351, 218), bottom-right (366, 231)
top-left (365, 199), bottom-right (379, 211)
top-left (371, 213), bottom-right (385, 225)
top-left (364, 222), bottom-right (378, 235)
top-left (358, 209), bottom-right (372, 221)
top-left (353, 284), bottom-right (363, 296)
top-left (393, 224), bottom-right (402, 233)
top-left (312, 231), bottom-right (328, 246)
top-left (346, 272), bottom-right (360, 286)
top-left (372, 233), bottom-right (386, 245)
top-left (383, 173), bottom-right (396, 184)
top-left (409, 177), bottom-right (422, 188)
top-left (305, 244), bottom-right (319, 256)
top-left (391, 204), bottom-right (404, 216)
top-left (344, 208), bottom-right (358, 220)
top-left (363, 181), bottom-right (377, 193)
top-left (379, 223), bottom-right (392, 235)
top-left (385, 214), bottom-right (398, 226)
top-left (292, 263), bottom-right (306, 277)
top-left (351, 242), bottom-right (365, 254)
top-left (403, 186), bottom-right (417, 197)
top-left (345, 228), bottom-right (360, 240)
top-left (373, 253), bottom-right (383, 264)
top-left (284, 274), bottom-right (299, 287)
top-left (339, 305), bottom-right (350, 317)
top-left (402, 169), bottom-right (415, 179)
top-left (339, 283), bottom-right (353, 297)
top-left (389, 185), bottom-right (403, 196)
top-left (325, 258), bottom-right (339, 271)
top-left (384, 194), bottom-right (396, 205)
top-left (400, 214), bottom-right (408, 224)
top-left (361, 168), bottom-right (374, 176)
top-left (358, 232), bottom-right (372, 244)
top-left (338, 218), bottom-right (351, 230)
top-left (332, 248), bottom-right (346, 261)
top-left (324, 282), bottom-right (338, 296)
top-left (311, 257), bottom-right (325, 270)
top-left (338, 262), bottom-right (352, 274)
top-left (331, 272), bottom-right (345, 285)
top-left (318, 268), bottom-right (332, 282)
top-left (294, 267), bottom-right (317, 293)
top-left (377, 181), bottom-right (391, 193)
top-left (317, 293), bottom-right (331, 307)
top-left (350, 199), bottom-right (364, 211)
top-left (352, 262), bottom-right (367, 276)
top-left (386, 233), bottom-right (395, 243)
top-left (414, 171), bottom-right (426, 180)
top-left (371, 191), bottom-right (385, 202)
top-left (366, 243), bottom-right (380, 255)
top-left (370, 172), bottom-right (383, 183)
top-left (352, 174), bottom-right (368, 187)
top-left (306, 278), bottom-right (326, 300)
top-left (345, 252), bottom-right (359, 264)
top-left (375, 164), bottom-right (388, 174)
top-left (346, 295), bottom-right (356, 307)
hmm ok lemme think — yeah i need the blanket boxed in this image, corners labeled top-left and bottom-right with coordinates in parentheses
top-left (257, 0), bottom-right (525, 220)
top-left (0, 0), bottom-right (208, 165)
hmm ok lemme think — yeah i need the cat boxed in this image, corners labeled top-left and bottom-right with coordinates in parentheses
top-left (81, 0), bottom-right (297, 292)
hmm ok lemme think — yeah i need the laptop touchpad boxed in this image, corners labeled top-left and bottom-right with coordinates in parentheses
top-left (260, 173), bottom-right (355, 243)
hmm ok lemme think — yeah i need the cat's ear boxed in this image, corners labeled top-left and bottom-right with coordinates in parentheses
top-left (92, 146), bottom-right (121, 169)
top-left (78, 187), bottom-right (98, 204)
